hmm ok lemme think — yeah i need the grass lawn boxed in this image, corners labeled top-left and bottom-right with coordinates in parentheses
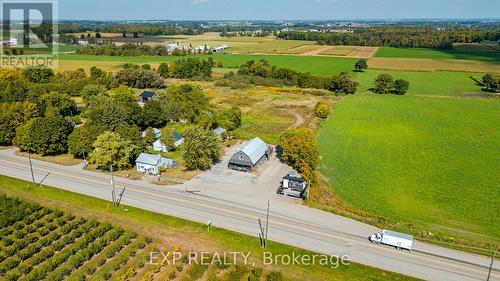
top-left (317, 95), bottom-right (500, 246)
top-left (354, 70), bottom-right (484, 96)
top-left (15, 151), bottom-right (82, 166)
top-left (0, 175), bottom-right (416, 281)
top-left (375, 46), bottom-right (500, 62)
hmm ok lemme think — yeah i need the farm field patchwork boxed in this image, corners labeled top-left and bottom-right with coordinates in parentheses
top-left (317, 95), bottom-right (500, 242)
top-left (375, 46), bottom-right (500, 62)
top-left (59, 53), bottom-right (358, 76)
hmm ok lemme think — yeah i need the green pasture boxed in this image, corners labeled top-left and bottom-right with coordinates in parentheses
top-left (375, 46), bottom-right (500, 62)
top-left (355, 70), bottom-right (483, 96)
top-left (59, 53), bottom-right (358, 76)
top-left (318, 94), bottom-right (500, 239)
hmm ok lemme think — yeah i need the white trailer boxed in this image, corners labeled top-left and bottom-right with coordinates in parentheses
top-left (369, 229), bottom-right (413, 251)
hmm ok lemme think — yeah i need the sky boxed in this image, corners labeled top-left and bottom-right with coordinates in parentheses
top-left (58, 0), bottom-right (500, 21)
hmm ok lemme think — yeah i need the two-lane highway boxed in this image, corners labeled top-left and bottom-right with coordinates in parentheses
top-left (0, 148), bottom-right (498, 281)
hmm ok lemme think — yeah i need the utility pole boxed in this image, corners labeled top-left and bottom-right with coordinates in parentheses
top-left (487, 250), bottom-right (496, 281)
top-left (110, 165), bottom-right (116, 207)
top-left (28, 150), bottom-right (35, 188)
top-left (264, 200), bottom-right (270, 249)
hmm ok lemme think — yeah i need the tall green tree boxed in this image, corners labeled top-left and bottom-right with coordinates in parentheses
top-left (373, 74), bottom-right (394, 94)
top-left (394, 79), bottom-right (410, 95)
top-left (89, 131), bottom-right (137, 170)
top-left (182, 126), bottom-right (221, 170)
top-left (216, 106), bottom-right (242, 131)
top-left (16, 116), bottom-right (74, 155)
top-left (157, 63), bottom-right (169, 78)
top-left (40, 92), bottom-right (78, 117)
top-left (354, 59), bottom-right (368, 72)
top-left (279, 128), bottom-right (319, 183)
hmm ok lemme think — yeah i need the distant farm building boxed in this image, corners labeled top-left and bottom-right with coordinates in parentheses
top-left (141, 128), bottom-right (162, 139)
top-left (228, 137), bottom-right (272, 172)
top-left (212, 44), bottom-right (229, 53)
top-left (135, 153), bottom-right (176, 175)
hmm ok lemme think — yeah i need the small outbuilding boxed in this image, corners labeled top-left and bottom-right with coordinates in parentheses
top-left (213, 127), bottom-right (226, 137)
top-left (141, 128), bottom-right (162, 139)
top-left (280, 170), bottom-right (307, 198)
top-left (135, 153), bottom-right (176, 175)
top-left (139, 91), bottom-right (156, 104)
top-left (228, 137), bottom-right (271, 172)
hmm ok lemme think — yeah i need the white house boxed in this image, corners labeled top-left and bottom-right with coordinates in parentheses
top-left (152, 139), bottom-right (169, 152)
top-left (173, 131), bottom-right (184, 147)
top-left (151, 131), bottom-right (184, 152)
top-left (280, 170), bottom-right (307, 198)
top-left (135, 153), bottom-right (176, 175)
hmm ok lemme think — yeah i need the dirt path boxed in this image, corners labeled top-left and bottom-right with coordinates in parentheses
top-left (281, 108), bottom-right (305, 129)
top-left (300, 45), bottom-right (334, 56)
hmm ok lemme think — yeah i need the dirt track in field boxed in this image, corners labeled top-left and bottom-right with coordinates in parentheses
top-left (347, 46), bottom-right (379, 58)
top-left (300, 45), bottom-right (335, 56)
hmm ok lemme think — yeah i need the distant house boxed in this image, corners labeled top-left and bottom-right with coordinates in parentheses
top-left (135, 153), bottom-right (176, 175)
top-left (139, 91), bottom-right (156, 104)
top-left (228, 137), bottom-right (272, 172)
top-left (152, 131), bottom-right (184, 152)
top-left (280, 170), bottom-right (307, 198)
top-left (213, 127), bottom-right (226, 137)
top-left (173, 131), bottom-right (184, 147)
top-left (141, 128), bottom-right (162, 139)
top-left (77, 40), bottom-right (88, 46)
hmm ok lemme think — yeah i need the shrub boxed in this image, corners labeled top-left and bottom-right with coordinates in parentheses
top-left (266, 271), bottom-right (283, 281)
top-left (314, 102), bottom-right (330, 119)
top-left (103, 272), bottom-right (112, 280)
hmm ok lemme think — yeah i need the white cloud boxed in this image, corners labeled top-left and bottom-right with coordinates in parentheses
top-left (193, 0), bottom-right (209, 4)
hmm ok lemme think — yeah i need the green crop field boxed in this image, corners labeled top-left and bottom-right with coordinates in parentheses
top-left (354, 70), bottom-right (483, 96)
top-left (317, 95), bottom-right (500, 241)
top-left (0, 194), bottom-right (153, 281)
top-left (375, 46), bottom-right (500, 62)
top-left (59, 53), bottom-right (358, 76)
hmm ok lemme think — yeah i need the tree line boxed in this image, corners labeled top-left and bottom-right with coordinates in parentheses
top-left (0, 64), bottom-right (238, 172)
top-left (218, 59), bottom-right (358, 94)
top-left (58, 23), bottom-right (203, 36)
top-left (278, 26), bottom-right (500, 49)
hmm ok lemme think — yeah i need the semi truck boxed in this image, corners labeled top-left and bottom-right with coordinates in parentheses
top-left (369, 229), bottom-right (413, 251)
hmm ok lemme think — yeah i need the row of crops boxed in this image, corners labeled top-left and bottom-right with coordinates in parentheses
top-left (0, 194), bottom-right (284, 281)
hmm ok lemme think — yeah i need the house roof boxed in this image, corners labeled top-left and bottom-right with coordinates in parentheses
top-left (213, 127), bottom-right (226, 136)
top-left (139, 91), bottom-right (156, 98)
top-left (173, 131), bottom-right (183, 142)
top-left (135, 153), bottom-right (175, 167)
top-left (240, 137), bottom-right (268, 165)
top-left (283, 170), bottom-right (305, 182)
top-left (142, 128), bottom-right (162, 139)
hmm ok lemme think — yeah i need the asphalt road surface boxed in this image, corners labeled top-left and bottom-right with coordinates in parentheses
top-left (0, 148), bottom-right (498, 281)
